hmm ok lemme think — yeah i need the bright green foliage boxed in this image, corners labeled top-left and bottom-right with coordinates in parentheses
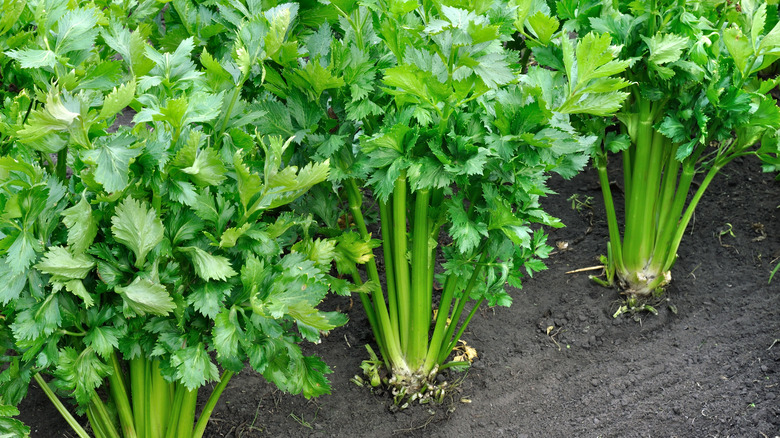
top-left (0, 2), bottom-right (351, 437)
top-left (115, 277), bottom-right (176, 317)
top-left (0, 402), bottom-right (30, 437)
top-left (250, 0), bottom-right (628, 399)
top-left (61, 197), bottom-right (98, 254)
top-left (111, 197), bottom-right (165, 269)
top-left (543, 0), bottom-right (780, 297)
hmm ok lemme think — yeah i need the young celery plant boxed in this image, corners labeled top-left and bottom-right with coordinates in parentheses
top-left (257, 0), bottom-right (630, 399)
top-left (544, 0), bottom-right (780, 299)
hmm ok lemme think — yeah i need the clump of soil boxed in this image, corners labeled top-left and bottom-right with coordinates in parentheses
top-left (20, 157), bottom-right (780, 437)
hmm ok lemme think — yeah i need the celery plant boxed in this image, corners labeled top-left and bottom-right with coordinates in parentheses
top-left (0, 3), bottom-right (348, 436)
top-left (253, 0), bottom-right (629, 399)
top-left (545, 0), bottom-right (780, 298)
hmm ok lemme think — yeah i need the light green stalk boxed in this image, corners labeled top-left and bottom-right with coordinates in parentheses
top-left (86, 406), bottom-right (105, 438)
top-left (408, 188), bottom-right (431, 370)
top-left (164, 384), bottom-right (185, 438)
top-left (379, 199), bottom-right (399, 336)
top-left (130, 357), bottom-right (149, 437)
top-left (444, 296), bottom-right (486, 358)
top-left (595, 154), bottom-right (626, 278)
top-left (649, 159), bottom-right (695, 276)
top-left (640, 130), bottom-right (667, 253)
top-left (149, 361), bottom-right (173, 437)
top-left (622, 99), bottom-right (655, 273)
top-left (108, 353), bottom-right (137, 438)
top-left (422, 275), bottom-right (457, 372)
top-left (89, 393), bottom-right (121, 438)
top-left (437, 260), bottom-right (485, 365)
top-left (176, 387), bottom-right (198, 438)
top-left (658, 163), bottom-right (723, 276)
top-left (192, 370), bottom-right (235, 438)
top-left (33, 373), bottom-right (91, 438)
top-left (392, 171), bottom-right (411, 353)
top-left (654, 141), bottom-right (680, 250)
top-left (345, 178), bottom-right (404, 369)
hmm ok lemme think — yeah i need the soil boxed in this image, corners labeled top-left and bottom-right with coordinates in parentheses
top-left (19, 157), bottom-right (780, 438)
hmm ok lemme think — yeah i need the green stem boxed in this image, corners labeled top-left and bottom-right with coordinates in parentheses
top-left (658, 163), bottom-right (723, 276)
top-left (344, 183), bottom-right (381, 350)
top-left (437, 261), bottom-right (485, 365)
top-left (108, 352), bottom-right (137, 438)
top-left (345, 179), bottom-right (404, 369)
top-left (130, 357), bottom-right (148, 437)
top-left (637, 129), bottom-right (667, 264)
top-left (354, 8), bottom-right (364, 51)
top-left (619, 106), bottom-right (641, 207)
top-left (60, 329), bottom-right (87, 337)
top-left (426, 189), bottom-right (444, 296)
top-left (150, 360), bottom-right (172, 437)
top-left (152, 186), bottom-right (162, 215)
top-left (192, 370), bottom-right (235, 438)
top-left (519, 45), bottom-right (532, 73)
top-left (164, 384), bottom-right (185, 438)
top-left (332, 5), bottom-right (364, 51)
top-left (595, 154), bottom-right (626, 277)
top-left (443, 296), bottom-right (486, 359)
top-left (350, 269), bottom-right (389, 365)
top-left (654, 141), bottom-right (679, 251)
top-left (622, 136), bottom-right (633, 204)
top-left (90, 393), bottom-right (121, 438)
top-left (408, 189), bottom-right (431, 370)
top-left (423, 275), bottom-right (457, 372)
top-left (737, 55), bottom-right (759, 89)
top-left (87, 405), bottom-right (107, 438)
top-left (215, 76), bottom-right (247, 149)
top-left (56, 148), bottom-right (67, 182)
top-left (40, 152), bottom-right (55, 174)
top-left (392, 171), bottom-right (411, 354)
top-left (379, 199), bottom-right (399, 336)
top-left (623, 99), bottom-right (655, 273)
top-left (176, 387), bottom-right (198, 438)
top-left (141, 362), bottom-right (154, 438)
top-left (647, 0), bottom-right (657, 36)
top-left (648, 158), bottom-right (696, 276)
top-left (33, 373), bottom-right (91, 438)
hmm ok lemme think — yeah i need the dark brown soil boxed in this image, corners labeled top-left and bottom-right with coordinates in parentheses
top-left (19, 157), bottom-right (780, 438)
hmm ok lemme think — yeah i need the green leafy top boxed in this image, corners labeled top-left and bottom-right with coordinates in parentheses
top-left (243, 0), bottom-right (628, 305)
top-left (0, 2), bottom-right (354, 414)
top-left (540, 0), bottom-right (780, 164)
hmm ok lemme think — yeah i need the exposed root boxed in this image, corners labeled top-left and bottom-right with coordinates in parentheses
top-left (565, 265), bottom-right (605, 274)
top-left (611, 288), bottom-right (674, 319)
top-left (386, 364), bottom-right (463, 408)
top-left (352, 346), bottom-right (466, 409)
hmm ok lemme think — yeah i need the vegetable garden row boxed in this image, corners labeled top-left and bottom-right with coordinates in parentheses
top-left (0, 0), bottom-right (778, 436)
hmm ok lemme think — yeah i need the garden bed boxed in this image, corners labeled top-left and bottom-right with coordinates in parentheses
top-left (20, 157), bottom-right (780, 437)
